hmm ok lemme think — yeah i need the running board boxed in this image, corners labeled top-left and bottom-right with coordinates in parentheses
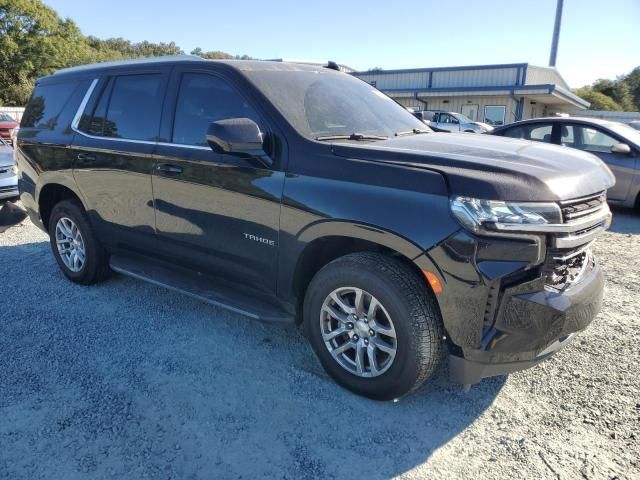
top-left (110, 254), bottom-right (294, 323)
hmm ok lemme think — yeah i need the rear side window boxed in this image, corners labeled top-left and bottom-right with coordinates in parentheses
top-left (82, 74), bottom-right (163, 141)
top-left (104, 75), bottom-right (163, 141)
top-left (22, 80), bottom-right (80, 129)
top-left (172, 73), bottom-right (262, 147)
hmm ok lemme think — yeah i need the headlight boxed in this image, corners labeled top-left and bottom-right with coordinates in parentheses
top-left (451, 196), bottom-right (562, 233)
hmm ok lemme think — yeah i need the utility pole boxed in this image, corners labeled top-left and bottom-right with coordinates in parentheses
top-left (549, 0), bottom-right (564, 67)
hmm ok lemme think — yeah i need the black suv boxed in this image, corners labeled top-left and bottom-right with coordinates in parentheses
top-left (16, 56), bottom-right (614, 400)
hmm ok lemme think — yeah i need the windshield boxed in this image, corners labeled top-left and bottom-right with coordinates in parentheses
top-left (242, 69), bottom-right (430, 140)
top-left (452, 113), bottom-right (473, 124)
top-left (606, 122), bottom-right (640, 146)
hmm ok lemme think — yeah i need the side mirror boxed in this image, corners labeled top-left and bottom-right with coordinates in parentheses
top-left (207, 117), bottom-right (266, 157)
top-left (611, 143), bottom-right (631, 154)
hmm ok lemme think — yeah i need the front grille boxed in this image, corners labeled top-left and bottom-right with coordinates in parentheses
top-left (543, 245), bottom-right (592, 290)
top-left (559, 192), bottom-right (606, 222)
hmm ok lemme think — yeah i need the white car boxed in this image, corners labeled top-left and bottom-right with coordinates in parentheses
top-left (0, 137), bottom-right (18, 201)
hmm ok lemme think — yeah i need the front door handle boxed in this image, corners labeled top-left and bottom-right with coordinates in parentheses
top-left (155, 163), bottom-right (183, 175)
top-left (76, 153), bottom-right (96, 162)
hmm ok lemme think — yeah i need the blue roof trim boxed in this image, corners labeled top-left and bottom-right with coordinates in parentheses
top-left (352, 62), bottom-right (528, 76)
top-left (379, 83), bottom-right (556, 94)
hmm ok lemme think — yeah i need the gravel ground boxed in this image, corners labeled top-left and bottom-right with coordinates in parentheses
top-left (1, 204), bottom-right (638, 479)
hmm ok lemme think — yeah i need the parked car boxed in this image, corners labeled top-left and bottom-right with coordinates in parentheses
top-left (16, 57), bottom-right (614, 399)
top-left (0, 113), bottom-right (19, 145)
top-left (421, 110), bottom-right (493, 133)
top-left (492, 117), bottom-right (640, 208)
top-left (0, 137), bottom-right (18, 201)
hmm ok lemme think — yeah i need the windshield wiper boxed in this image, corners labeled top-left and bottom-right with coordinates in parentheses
top-left (315, 133), bottom-right (389, 141)
top-left (394, 128), bottom-right (430, 137)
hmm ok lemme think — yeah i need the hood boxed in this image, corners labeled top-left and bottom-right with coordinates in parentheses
top-left (330, 133), bottom-right (615, 202)
top-left (471, 121), bottom-right (494, 132)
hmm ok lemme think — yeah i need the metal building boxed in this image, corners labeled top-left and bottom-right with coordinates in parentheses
top-left (352, 63), bottom-right (588, 126)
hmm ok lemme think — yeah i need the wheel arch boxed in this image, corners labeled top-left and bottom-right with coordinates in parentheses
top-left (37, 181), bottom-right (87, 232)
top-left (288, 221), bottom-right (443, 323)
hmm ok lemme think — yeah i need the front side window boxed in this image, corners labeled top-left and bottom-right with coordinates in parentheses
top-left (579, 127), bottom-right (618, 153)
top-left (22, 80), bottom-right (80, 129)
top-left (172, 73), bottom-right (262, 147)
top-left (484, 106), bottom-right (505, 126)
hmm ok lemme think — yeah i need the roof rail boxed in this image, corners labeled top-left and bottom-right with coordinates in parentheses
top-left (53, 54), bottom-right (202, 75)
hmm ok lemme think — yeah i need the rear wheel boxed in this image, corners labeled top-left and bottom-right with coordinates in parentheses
top-left (48, 199), bottom-right (110, 285)
top-left (304, 252), bottom-right (443, 400)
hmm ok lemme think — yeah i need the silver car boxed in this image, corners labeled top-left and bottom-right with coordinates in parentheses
top-left (492, 117), bottom-right (640, 208)
top-left (425, 111), bottom-right (494, 133)
top-left (0, 137), bottom-right (18, 201)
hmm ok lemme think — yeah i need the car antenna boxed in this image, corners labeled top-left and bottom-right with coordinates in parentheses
top-left (325, 61), bottom-right (341, 71)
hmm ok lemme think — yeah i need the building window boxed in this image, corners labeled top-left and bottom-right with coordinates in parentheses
top-left (484, 105), bottom-right (506, 126)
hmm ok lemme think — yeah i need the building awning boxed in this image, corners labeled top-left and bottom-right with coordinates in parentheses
top-left (379, 84), bottom-right (589, 109)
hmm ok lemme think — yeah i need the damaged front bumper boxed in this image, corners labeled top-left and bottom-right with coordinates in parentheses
top-left (427, 212), bottom-right (607, 387)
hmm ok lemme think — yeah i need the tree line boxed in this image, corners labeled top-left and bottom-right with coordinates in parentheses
top-left (574, 69), bottom-right (640, 112)
top-left (0, 0), bottom-right (252, 105)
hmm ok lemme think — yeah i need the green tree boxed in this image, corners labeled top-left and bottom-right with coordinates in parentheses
top-left (622, 67), bottom-right (640, 111)
top-left (591, 78), bottom-right (635, 111)
top-left (190, 48), bottom-right (252, 60)
top-left (0, 0), bottom-right (92, 105)
top-left (574, 87), bottom-right (623, 111)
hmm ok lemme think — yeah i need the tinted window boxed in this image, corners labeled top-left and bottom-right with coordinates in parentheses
top-left (172, 73), bottom-right (262, 147)
top-left (241, 69), bottom-right (429, 140)
top-left (85, 79), bottom-right (113, 136)
top-left (101, 74), bottom-right (163, 141)
top-left (22, 80), bottom-right (80, 129)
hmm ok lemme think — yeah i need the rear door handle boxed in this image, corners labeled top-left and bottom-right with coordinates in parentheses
top-left (155, 163), bottom-right (183, 175)
top-left (76, 153), bottom-right (96, 162)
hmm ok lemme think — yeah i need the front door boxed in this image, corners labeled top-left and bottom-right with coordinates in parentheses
top-left (461, 104), bottom-right (478, 121)
top-left (151, 69), bottom-right (285, 294)
top-left (559, 123), bottom-right (638, 201)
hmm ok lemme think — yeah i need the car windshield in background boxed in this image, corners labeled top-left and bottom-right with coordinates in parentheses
top-left (243, 69), bottom-right (430, 140)
top-left (453, 113), bottom-right (473, 123)
top-left (606, 122), bottom-right (640, 146)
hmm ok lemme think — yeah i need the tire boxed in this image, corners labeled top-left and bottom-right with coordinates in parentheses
top-left (304, 252), bottom-right (443, 400)
top-left (48, 199), bottom-right (110, 285)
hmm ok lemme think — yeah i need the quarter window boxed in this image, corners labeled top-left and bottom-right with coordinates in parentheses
top-left (484, 106), bottom-right (506, 126)
top-left (172, 73), bottom-right (262, 147)
top-left (22, 80), bottom-right (80, 129)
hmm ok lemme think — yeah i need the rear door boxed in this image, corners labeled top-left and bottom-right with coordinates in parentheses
top-left (151, 66), bottom-right (285, 294)
top-left (71, 69), bottom-right (169, 251)
top-left (559, 123), bottom-right (638, 201)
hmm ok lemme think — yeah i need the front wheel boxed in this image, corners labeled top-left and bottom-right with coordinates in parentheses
top-left (304, 252), bottom-right (443, 400)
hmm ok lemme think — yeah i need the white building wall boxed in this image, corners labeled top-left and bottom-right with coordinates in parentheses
top-left (394, 95), bottom-right (519, 124)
